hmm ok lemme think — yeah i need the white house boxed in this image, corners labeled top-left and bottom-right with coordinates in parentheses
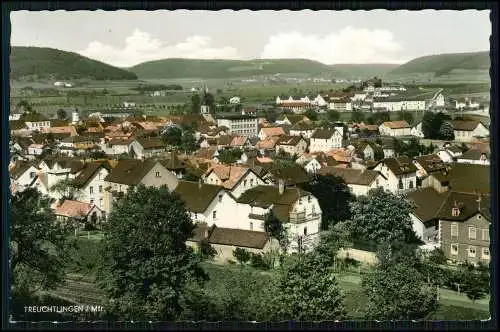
top-left (289, 121), bottom-right (317, 139)
top-left (456, 149), bottom-right (490, 165)
top-left (379, 121), bottom-right (412, 137)
top-left (312, 94), bottom-right (327, 107)
top-left (258, 127), bottom-right (285, 141)
top-left (9, 161), bottom-right (39, 193)
top-left (275, 136), bottom-right (308, 157)
top-left (411, 122), bottom-right (424, 138)
top-left (372, 99), bottom-right (403, 112)
top-left (72, 162), bottom-right (110, 212)
top-left (374, 156), bottom-right (418, 193)
top-left (216, 113), bottom-right (259, 137)
top-left (203, 165), bottom-right (266, 199)
top-left (448, 120), bottom-right (489, 142)
top-left (129, 137), bottom-right (167, 159)
top-left (53, 200), bottom-right (104, 227)
top-left (437, 146), bottom-right (463, 163)
top-left (229, 96), bottom-right (241, 104)
top-left (22, 114), bottom-right (51, 131)
top-left (320, 167), bottom-right (387, 197)
top-left (27, 143), bottom-right (46, 156)
top-left (309, 129), bottom-right (343, 153)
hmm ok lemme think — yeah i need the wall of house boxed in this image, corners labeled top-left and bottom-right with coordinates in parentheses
top-left (211, 242), bottom-right (269, 263)
top-left (13, 166), bottom-right (38, 191)
top-left (140, 163), bottom-right (179, 192)
top-left (305, 159), bottom-right (321, 174)
top-left (309, 135), bottom-right (342, 153)
top-left (230, 171), bottom-right (266, 198)
top-left (28, 147), bottom-right (44, 155)
top-left (440, 214), bottom-right (490, 264)
top-left (289, 129), bottom-right (314, 139)
top-left (79, 167), bottom-right (110, 212)
top-left (374, 163), bottom-right (416, 193)
top-left (276, 140), bottom-right (307, 156)
top-left (472, 124), bottom-right (490, 138)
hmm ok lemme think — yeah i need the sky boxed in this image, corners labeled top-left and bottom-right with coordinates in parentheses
top-left (10, 10), bottom-right (491, 68)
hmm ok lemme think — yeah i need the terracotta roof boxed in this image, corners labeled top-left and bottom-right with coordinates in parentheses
top-left (256, 157), bottom-right (274, 164)
top-left (174, 180), bottom-right (223, 213)
top-left (380, 156), bottom-right (418, 175)
top-left (230, 136), bottom-right (248, 147)
top-left (414, 154), bottom-right (447, 173)
top-left (436, 191), bottom-right (490, 221)
top-left (276, 135), bottom-right (304, 146)
top-left (104, 159), bottom-right (158, 185)
top-left (448, 120), bottom-right (481, 131)
top-left (260, 127), bottom-right (285, 137)
top-left (319, 167), bottom-right (379, 185)
top-left (54, 200), bottom-right (93, 218)
top-left (208, 226), bottom-right (269, 249)
top-left (42, 126), bottom-right (78, 136)
top-left (134, 122), bottom-right (161, 131)
top-left (406, 188), bottom-right (448, 223)
top-left (256, 136), bottom-right (280, 150)
top-left (206, 165), bottom-right (250, 190)
top-left (50, 119), bottom-right (70, 127)
top-left (381, 120), bottom-right (411, 129)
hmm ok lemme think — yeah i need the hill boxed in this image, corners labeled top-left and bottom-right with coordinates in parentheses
top-left (329, 63), bottom-right (399, 78)
top-left (10, 46), bottom-right (138, 81)
top-left (128, 58), bottom-right (338, 79)
top-left (390, 51), bottom-right (490, 77)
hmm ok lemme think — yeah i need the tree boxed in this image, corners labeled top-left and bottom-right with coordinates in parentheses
top-left (203, 93), bottom-right (216, 113)
top-left (350, 188), bottom-right (416, 244)
top-left (421, 111), bottom-right (437, 138)
top-left (98, 185), bottom-right (205, 320)
top-left (197, 239), bottom-right (217, 260)
top-left (265, 109), bottom-right (278, 123)
top-left (49, 178), bottom-right (82, 201)
top-left (327, 109), bottom-right (340, 122)
top-left (351, 110), bottom-right (365, 123)
top-left (217, 148), bottom-right (242, 164)
top-left (180, 128), bottom-right (197, 153)
top-left (361, 262), bottom-right (438, 320)
top-left (233, 248), bottom-right (251, 265)
top-left (264, 211), bottom-right (289, 253)
top-left (190, 94), bottom-right (201, 114)
top-left (313, 221), bottom-right (353, 268)
top-left (269, 254), bottom-right (345, 321)
top-left (57, 109), bottom-right (68, 120)
top-left (10, 188), bottom-right (72, 318)
top-left (302, 174), bottom-right (354, 230)
top-left (396, 111), bottom-right (414, 125)
top-left (439, 121), bottom-right (455, 140)
top-left (305, 109), bottom-right (318, 121)
top-left (162, 126), bottom-right (183, 147)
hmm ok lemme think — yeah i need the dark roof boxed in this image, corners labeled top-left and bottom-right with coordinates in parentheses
top-left (447, 145), bottom-right (463, 153)
top-left (158, 151), bottom-right (186, 170)
top-left (41, 156), bottom-right (85, 173)
top-left (262, 164), bottom-right (311, 185)
top-left (73, 162), bottom-right (107, 188)
top-left (311, 129), bottom-right (337, 139)
top-left (459, 149), bottom-right (488, 161)
top-left (431, 163), bottom-right (489, 194)
top-left (208, 226), bottom-right (269, 249)
top-left (381, 120), bottom-right (411, 129)
top-left (104, 159), bottom-right (157, 185)
top-left (215, 113), bottom-right (257, 120)
top-left (9, 161), bottom-right (38, 179)
top-left (448, 120), bottom-right (481, 131)
top-left (217, 135), bottom-right (233, 146)
top-left (380, 156), bottom-right (418, 175)
top-left (188, 223), bottom-right (214, 242)
top-left (291, 121), bottom-right (316, 131)
top-left (437, 191), bottom-right (490, 221)
top-left (276, 135), bottom-right (304, 146)
top-left (279, 114), bottom-right (307, 125)
top-left (174, 180), bottom-right (223, 213)
top-left (61, 135), bottom-right (97, 143)
top-left (19, 113), bottom-right (49, 122)
top-left (237, 185), bottom-right (311, 222)
top-left (9, 120), bottom-right (26, 130)
top-left (135, 137), bottom-right (166, 149)
top-left (414, 154), bottom-right (447, 173)
top-left (318, 167), bottom-right (380, 185)
top-left (50, 119), bottom-right (70, 127)
top-left (406, 188), bottom-right (448, 222)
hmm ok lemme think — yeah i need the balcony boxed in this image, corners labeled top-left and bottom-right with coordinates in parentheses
top-left (248, 213), bottom-right (267, 221)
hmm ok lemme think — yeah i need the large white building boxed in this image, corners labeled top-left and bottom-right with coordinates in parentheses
top-left (309, 129), bottom-right (343, 153)
top-left (374, 156), bottom-right (418, 194)
top-left (216, 113), bottom-right (259, 137)
top-left (379, 121), bottom-right (412, 137)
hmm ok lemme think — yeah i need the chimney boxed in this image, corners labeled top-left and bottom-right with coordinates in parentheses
top-left (278, 179), bottom-right (285, 195)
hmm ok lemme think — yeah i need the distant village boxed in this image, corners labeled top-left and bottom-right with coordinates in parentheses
top-left (8, 78), bottom-right (491, 265)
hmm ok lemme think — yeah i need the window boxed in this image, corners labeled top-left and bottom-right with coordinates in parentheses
top-left (468, 226), bottom-right (476, 240)
top-left (250, 222), bottom-right (253, 230)
top-left (409, 181), bottom-right (414, 189)
top-left (194, 213), bottom-right (197, 220)
top-left (250, 179), bottom-right (254, 186)
top-left (155, 171), bottom-right (161, 177)
top-left (451, 244), bottom-right (458, 255)
top-left (451, 223), bottom-right (458, 237)
top-left (89, 186), bottom-right (94, 194)
top-left (398, 179), bottom-right (403, 190)
top-left (452, 207), bottom-right (460, 217)
top-left (218, 194), bottom-right (222, 203)
top-left (482, 247), bottom-right (490, 259)
top-left (29, 172), bottom-right (36, 179)
top-left (99, 185), bottom-right (103, 193)
top-left (212, 211), bottom-right (217, 220)
top-left (468, 246), bottom-right (476, 258)
top-left (304, 227), bottom-right (308, 235)
top-left (244, 180), bottom-right (247, 186)
top-left (482, 229), bottom-right (489, 241)
top-left (90, 199), bottom-right (94, 205)
top-left (308, 196), bottom-right (311, 203)
top-left (99, 198), bottom-right (103, 207)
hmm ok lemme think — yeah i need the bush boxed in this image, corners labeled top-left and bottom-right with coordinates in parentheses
top-left (249, 253), bottom-right (269, 270)
top-left (233, 248), bottom-right (251, 265)
top-left (198, 239), bottom-right (217, 260)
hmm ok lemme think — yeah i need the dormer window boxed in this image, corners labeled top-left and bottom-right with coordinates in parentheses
top-left (155, 172), bottom-right (161, 177)
top-left (452, 207), bottom-right (460, 217)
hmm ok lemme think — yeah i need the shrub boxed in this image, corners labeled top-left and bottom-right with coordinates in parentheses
top-left (249, 253), bottom-right (269, 270)
top-left (198, 239), bottom-right (217, 260)
top-left (233, 248), bottom-right (251, 265)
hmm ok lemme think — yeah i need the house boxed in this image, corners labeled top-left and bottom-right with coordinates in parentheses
top-left (101, 138), bottom-right (133, 156)
top-left (129, 137), bottom-right (167, 159)
top-left (36, 157), bottom-right (86, 198)
top-left (312, 94), bottom-right (327, 107)
top-left (447, 120), bottom-right (489, 142)
top-left (309, 129), bottom-right (342, 153)
top-left (258, 127), bottom-right (285, 141)
top-left (20, 113), bottom-right (51, 131)
top-left (275, 114), bottom-right (310, 126)
top-left (319, 167), bottom-right (386, 196)
top-left (229, 96), bottom-right (241, 104)
top-left (53, 199), bottom-right (104, 227)
top-left (255, 136), bottom-right (281, 155)
top-left (9, 161), bottom-right (40, 193)
top-left (303, 154), bottom-right (338, 174)
top-left (353, 141), bottom-right (375, 160)
top-left (456, 149), bottom-right (490, 165)
top-left (289, 121), bottom-right (317, 139)
top-left (275, 136), bottom-right (308, 157)
top-left (216, 113), bottom-right (259, 137)
top-left (202, 165), bottom-right (266, 198)
top-left (411, 122), bottom-right (424, 138)
top-left (72, 162), bottom-right (110, 212)
top-left (328, 96), bottom-right (353, 111)
top-left (158, 151), bottom-right (188, 179)
top-left (277, 100), bottom-right (312, 113)
top-left (261, 163), bottom-right (311, 187)
top-left (242, 107), bottom-right (257, 116)
top-left (406, 187), bottom-right (447, 249)
top-left (230, 136), bottom-right (251, 150)
top-left (413, 154), bottom-right (447, 179)
top-left (438, 191), bottom-right (490, 264)
top-left (237, 183), bottom-right (322, 253)
top-left (27, 143), bottom-right (47, 157)
top-left (425, 163), bottom-right (489, 195)
top-left (374, 156), bottom-right (418, 193)
top-left (437, 145), bottom-right (463, 163)
top-left (379, 121), bottom-right (411, 137)
top-left (104, 159), bottom-right (179, 213)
